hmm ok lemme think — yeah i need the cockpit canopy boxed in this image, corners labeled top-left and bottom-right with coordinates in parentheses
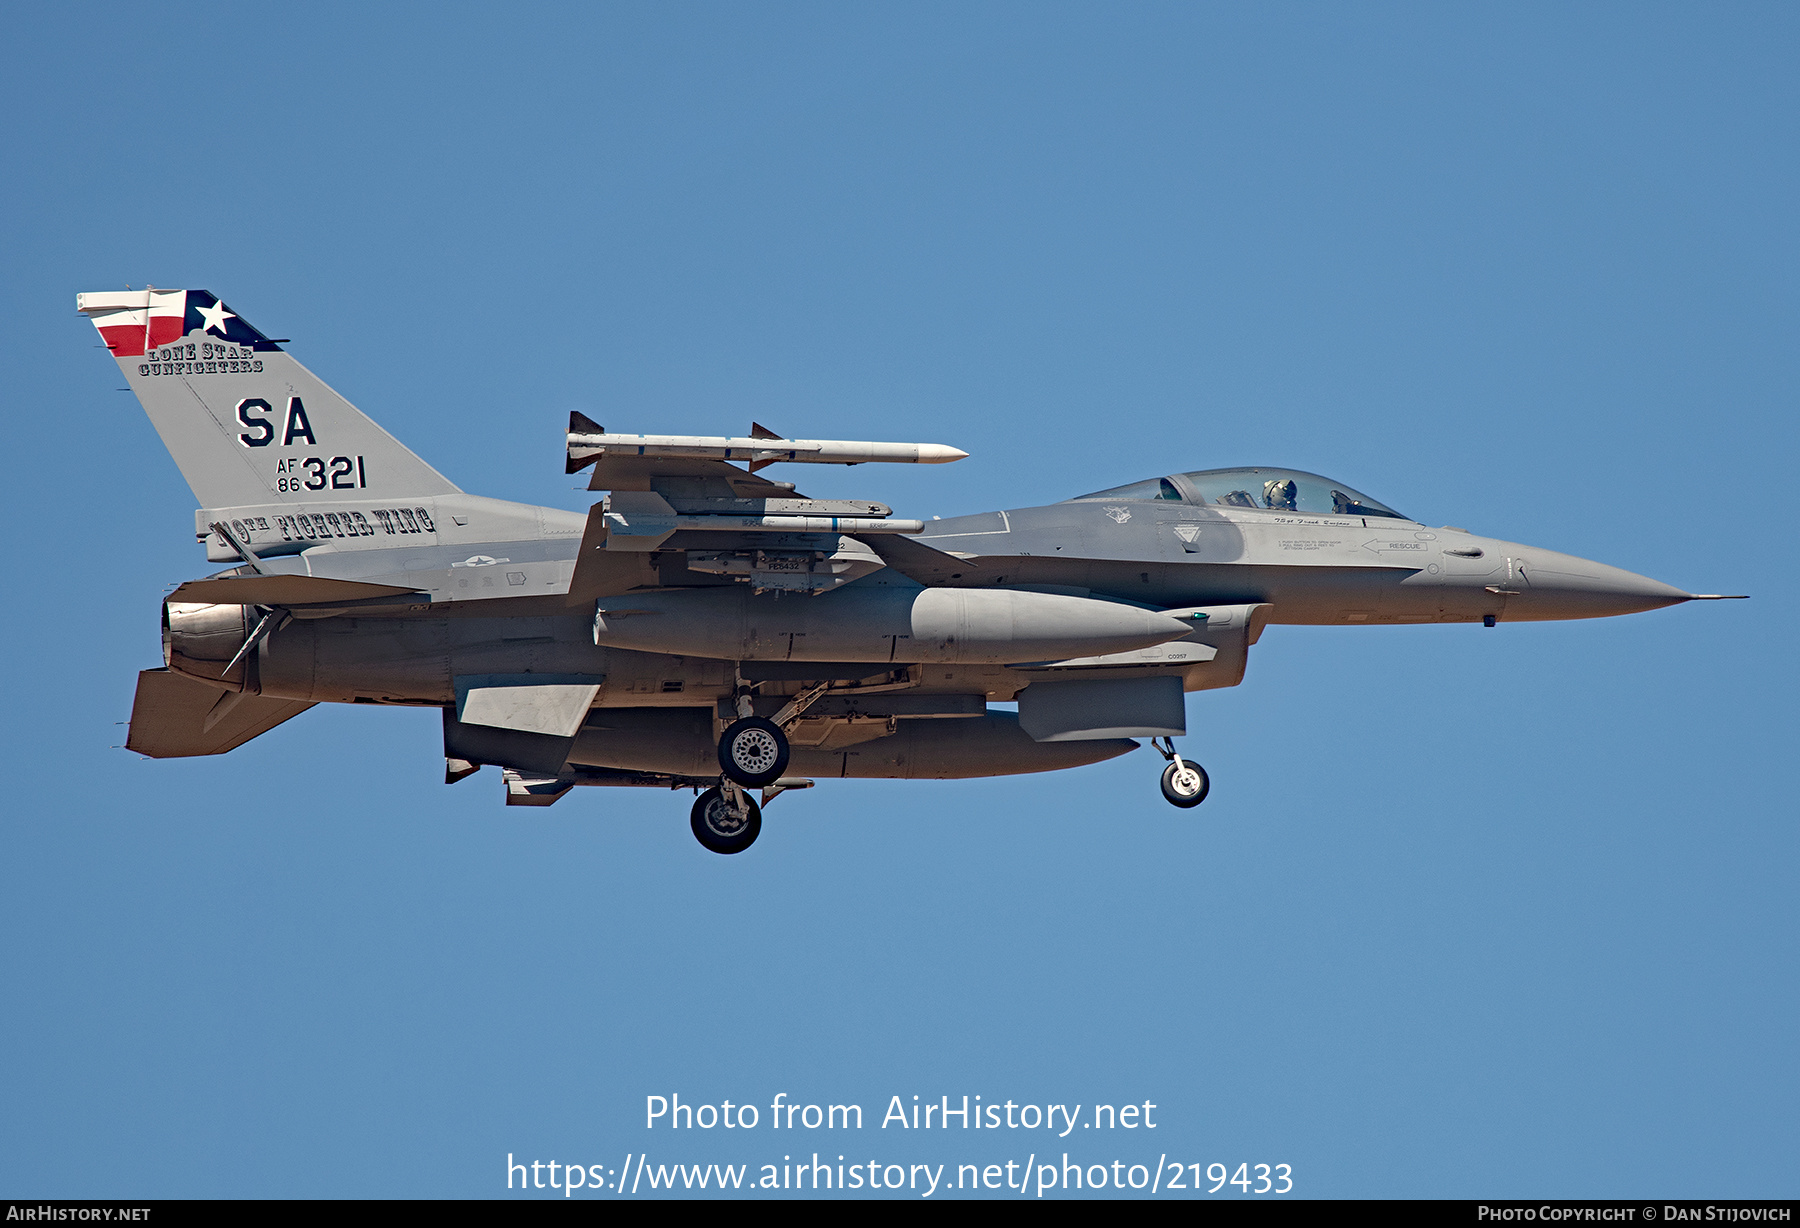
top-left (1070, 467), bottom-right (1411, 521)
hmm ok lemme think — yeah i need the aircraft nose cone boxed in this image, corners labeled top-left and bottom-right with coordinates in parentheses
top-left (1516, 552), bottom-right (1693, 620)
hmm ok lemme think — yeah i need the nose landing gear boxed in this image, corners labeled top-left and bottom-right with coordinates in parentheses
top-left (691, 783), bottom-right (762, 854)
top-left (1154, 737), bottom-right (1209, 808)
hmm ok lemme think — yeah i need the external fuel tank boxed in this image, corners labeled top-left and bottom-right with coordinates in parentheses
top-left (592, 581), bottom-right (1192, 665)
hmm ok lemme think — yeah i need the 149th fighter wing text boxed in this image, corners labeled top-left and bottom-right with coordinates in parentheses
top-left (214, 506), bottom-right (438, 546)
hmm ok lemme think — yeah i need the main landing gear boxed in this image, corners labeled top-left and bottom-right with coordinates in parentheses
top-left (693, 679), bottom-right (831, 852)
top-left (691, 784), bottom-right (762, 855)
top-left (1153, 737), bottom-right (1209, 808)
top-left (718, 716), bottom-right (790, 787)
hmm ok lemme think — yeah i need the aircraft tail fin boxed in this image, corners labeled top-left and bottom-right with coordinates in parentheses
top-left (78, 289), bottom-right (460, 509)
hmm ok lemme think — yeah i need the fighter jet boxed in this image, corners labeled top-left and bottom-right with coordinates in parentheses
top-left (82, 288), bottom-right (1743, 854)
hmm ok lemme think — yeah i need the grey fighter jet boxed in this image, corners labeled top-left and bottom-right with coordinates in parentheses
top-left (83, 289), bottom-right (1743, 854)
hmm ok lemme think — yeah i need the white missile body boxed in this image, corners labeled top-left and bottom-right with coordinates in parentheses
top-left (568, 431), bottom-right (968, 470)
top-left (593, 584), bottom-right (1196, 665)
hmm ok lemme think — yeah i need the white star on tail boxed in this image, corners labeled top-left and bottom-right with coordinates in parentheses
top-left (196, 300), bottom-right (235, 335)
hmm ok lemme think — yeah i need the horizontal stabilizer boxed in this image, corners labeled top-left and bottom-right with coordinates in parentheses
top-left (126, 669), bottom-right (315, 758)
top-left (170, 575), bottom-right (423, 606)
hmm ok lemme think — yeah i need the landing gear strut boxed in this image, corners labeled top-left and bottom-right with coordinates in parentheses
top-left (1154, 737), bottom-right (1209, 808)
top-left (691, 784), bottom-right (762, 854)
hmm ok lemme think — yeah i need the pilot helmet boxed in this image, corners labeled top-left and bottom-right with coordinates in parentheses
top-left (1263, 478), bottom-right (1297, 510)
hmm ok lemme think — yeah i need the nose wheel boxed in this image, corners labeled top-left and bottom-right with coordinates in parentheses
top-left (1154, 737), bottom-right (1209, 808)
top-left (691, 784), bottom-right (762, 854)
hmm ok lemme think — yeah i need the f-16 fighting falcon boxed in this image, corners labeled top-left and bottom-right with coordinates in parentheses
top-left (82, 289), bottom-right (1744, 853)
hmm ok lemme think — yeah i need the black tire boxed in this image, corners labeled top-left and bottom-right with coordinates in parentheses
top-left (1160, 759), bottom-right (1210, 808)
top-left (690, 787), bottom-right (762, 854)
top-left (717, 716), bottom-right (790, 787)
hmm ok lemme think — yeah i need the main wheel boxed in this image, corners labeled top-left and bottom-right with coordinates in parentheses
top-left (690, 787), bottom-right (762, 854)
top-left (1160, 759), bottom-right (1210, 808)
top-left (717, 716), bottom-right (790, 787)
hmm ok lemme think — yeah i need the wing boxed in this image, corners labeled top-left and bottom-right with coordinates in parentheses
top-left (563, 414), bottom-right (967, 602)
top-left (125, 669), bottom-right (315, 758)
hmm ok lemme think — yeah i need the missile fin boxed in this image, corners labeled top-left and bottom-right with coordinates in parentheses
top-left (747, 422), bottom-right (783, 470)
top-left (566, 411), bottom-right (605, 471)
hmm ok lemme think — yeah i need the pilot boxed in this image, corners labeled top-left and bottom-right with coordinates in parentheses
top-left (1263, 478), bottom-right (1298, 510)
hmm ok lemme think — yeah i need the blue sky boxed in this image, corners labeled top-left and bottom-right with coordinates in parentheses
top-left (1, 2), bottom-right (1793, 1198)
